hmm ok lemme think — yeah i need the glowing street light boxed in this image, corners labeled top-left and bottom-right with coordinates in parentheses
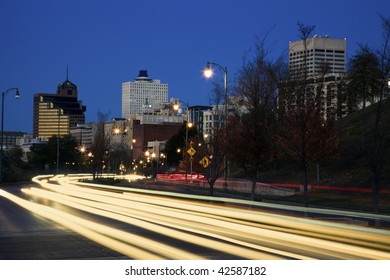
top-left (203, 65), bottom-right (214, 79)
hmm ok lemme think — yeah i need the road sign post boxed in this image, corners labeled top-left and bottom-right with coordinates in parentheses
top-left (187, 141), bottom-right (196, 183)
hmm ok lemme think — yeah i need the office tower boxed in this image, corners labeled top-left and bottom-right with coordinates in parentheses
top-left (188, 105), bottom-right (212, 137)
top-left (33, 73), bottom-right (86, 139)
top-left (281, 36), bottom-right (348, 119)
top-left (122, 70), bottom-right (168, 119)
top-left (289, 36), bottom-right (346, 78)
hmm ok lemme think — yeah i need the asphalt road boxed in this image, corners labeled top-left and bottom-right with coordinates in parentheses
top-left (0, 185), bottom-right (126, 259)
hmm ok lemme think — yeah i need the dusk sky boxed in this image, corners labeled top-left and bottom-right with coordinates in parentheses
top-left (1, 0), bottom-right (389, 133)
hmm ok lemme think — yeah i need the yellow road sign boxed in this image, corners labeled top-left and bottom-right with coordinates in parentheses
top-left (187, 147), bottom-right (196, 157)
top-left (199, 156), bottom-right (209, 168)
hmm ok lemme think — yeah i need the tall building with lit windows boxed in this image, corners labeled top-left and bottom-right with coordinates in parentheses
top-left (122, 70), bottom-right (168, 119)
top-left (33, 73), bottom-right (86, 139)
top-left (289, 36), bottom-right (346, 78)
top-left (281, 36), bottom-right (348, 119)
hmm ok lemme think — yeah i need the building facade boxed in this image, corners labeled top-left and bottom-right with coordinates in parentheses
top-left (132, 119), bottom-right (182, 160)
top-left (122, 70), bottom-right (168, 119)
top-left (70, 124), bottom-right (92, 147)
top-left (188, 105), bottom-right (212, 137)
top-left (202, 105), bottom-right (224, 137)
top-left (289, 36), bottom-right (346, 79)
top-left (0, 131), bottom-right (32, 149)
top-left (33, 75), bottom-right (86, 139)
top-left (281, 36), bottom-right (348, 119)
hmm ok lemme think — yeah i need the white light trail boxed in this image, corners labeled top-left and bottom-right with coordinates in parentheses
top-left (1, 174), bottom-right (389, 260)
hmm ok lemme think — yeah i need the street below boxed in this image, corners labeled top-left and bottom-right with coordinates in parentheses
top-left (1, 174), bottom-right (390, 260)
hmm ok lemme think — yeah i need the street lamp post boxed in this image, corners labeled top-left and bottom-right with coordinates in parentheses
top-left (185, 112), bottom-right (193, 181)
top-left (56, 108), bottom-right (61, 174)
top-left (131, 138), bottom-right (136, 165)
top-left (176, 102), bottom-right (193, 181)
top-left (204, 62), bottom-right (228, 187)
top-left (0, 88), bottom-right (20, 183)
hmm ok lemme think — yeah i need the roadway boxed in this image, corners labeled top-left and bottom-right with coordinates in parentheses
top-left (0, 185), bottom-right (125, 259)
top-left (0, 174), bottom-right (390, 260)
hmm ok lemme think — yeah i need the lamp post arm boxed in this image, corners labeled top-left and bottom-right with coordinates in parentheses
top-left (2, 88), bottom-right (19, 96)
top-left (206, 61), bottom-right (227, 99)
top-left (1, 92), bottom-right (5, 153)
top-left (207, 61), bottom-right (225, 73)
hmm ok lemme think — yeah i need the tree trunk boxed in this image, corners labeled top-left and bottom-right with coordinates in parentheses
top-left (303, 165), bottom-right (309, 207)
top-left (209, 181), bottom-right (214, 196)
top-left (251, 179), bottom-right (257, 201)
top-left (373, 179), bottom-right (380, 214)
top-left (372, 150), bottom-right (382, 213)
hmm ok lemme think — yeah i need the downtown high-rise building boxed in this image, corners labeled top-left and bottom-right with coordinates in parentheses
top-left (121, 70), bottom-right (168, 119)
top-left (289, 36), bottom-right (346, 78)
top-left (33, 73), bottom-right (86, 139)
top-left (280, 36), bottom-right (348, 119)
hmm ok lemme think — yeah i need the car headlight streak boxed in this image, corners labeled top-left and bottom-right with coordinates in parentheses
top-left (0, 174), bottom-right (389, 260)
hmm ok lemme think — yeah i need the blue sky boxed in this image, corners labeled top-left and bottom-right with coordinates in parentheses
top-left (0, 0), bottom-right (389, 133)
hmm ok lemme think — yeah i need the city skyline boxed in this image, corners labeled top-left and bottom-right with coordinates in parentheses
top-left (1, 0), bottom-right (389, 133)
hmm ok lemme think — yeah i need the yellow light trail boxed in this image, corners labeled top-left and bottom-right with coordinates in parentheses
top-left (32, 181), bottom-right (390, 258)
top-left (1, 174), bottom-right (389, 260)
top-left (0, 189), bottom-right (163, 259)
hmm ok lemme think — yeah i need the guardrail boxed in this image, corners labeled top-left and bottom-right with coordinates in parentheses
top-left (156, 173), bottom-right (390, 195)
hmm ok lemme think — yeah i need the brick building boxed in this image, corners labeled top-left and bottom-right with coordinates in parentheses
top-left (131, 119), bottom-right (182, 160)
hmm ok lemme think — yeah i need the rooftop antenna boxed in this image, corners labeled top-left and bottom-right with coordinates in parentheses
top-left (66, 65), bottom-right (69, 81)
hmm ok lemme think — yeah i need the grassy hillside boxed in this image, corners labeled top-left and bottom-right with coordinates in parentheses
top-left (254, 97), bottom-right (390, 190)
top-left (335, 97), bottom-right (390, 189)
top-left (247, 97), bottom-right (390, 212)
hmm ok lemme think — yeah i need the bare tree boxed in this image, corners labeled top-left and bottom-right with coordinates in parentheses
top-left (202, 81), bottom-right (228, 196)
top-left (228, 37), bottom-right (285, 200)
top-left (277, 22), bottom-right (339, 207)
top-left (108, 142), bottom-right (131, 174)
top-left (368, 15), bottom-right (390, 213)
top-left (344, 16), bottom-right (390, 213)
top-left (90, 111), bottom-right (111, 179)
top-left (347, 46), bottom-right (381, 112)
